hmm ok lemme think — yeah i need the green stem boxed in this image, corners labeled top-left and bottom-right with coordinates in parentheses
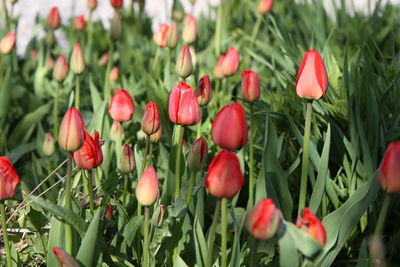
top-left (152, 46), bottom-right (161, 73)
top-left (221, 198), bottom-right (228, 267)
top-left (374, 193), bottom-right (391, 237)
top-left (0, 202), bottom-right (12, 267)
top-left (185, 171), bottom-right (197, 207)
top-left (74, 74), bottom-right (80, 110)
top-left (53, 82), bottom-right (60, 138)
top-left (248, 103), bottom-right (255, 208)
top-left (1, 0), bottom-right (10, 32)
top-left (206, 199), bottom-right (221, 267)
top-left (138, 135), bottom-right (150, 216)
top-left (249, 238), bottom-right (258, 267)
top-left (104, 42), bottom-right (114, 99)
top-left (86, 169), bottom-right (95, 214)
top-left (116, 133), bottom-right (122, 169)
top-left (65, 153), bottom-right (73, 254)
top-left (174, 125), bottom-right (185, 200)
top-left (123, 173), bottom-right (129, 206)
top-left (214, 3), bottom-right (223, 56)
top-left (147, 142), bottom-right (153, 166)
top-left (143, 206), bottom-right (150, 267)
top-left (87, 11), bottom-right (94, 63)
top-left (298, 101), bottom-right (313, 216)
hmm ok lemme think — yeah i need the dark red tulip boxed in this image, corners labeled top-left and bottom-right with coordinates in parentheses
top-left (73, 131), bottom-right (103, 170)
top-left (296, 208), bottom-right (326, 246)
top-left (110, 0), bottom-right (123, 9)
top-left (378, 142), bottom-right (400, 193)
top-left (0, 157), bottom-right (20, 201)
top-left (109, 89), bottom-right (134, 122)
top-left (196, 75), bottom-right (213, 106)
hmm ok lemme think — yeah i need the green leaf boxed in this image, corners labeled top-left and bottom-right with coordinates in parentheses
top-left (193, 218), bottom-right (207, 267)
top-left (46, 216), bottom-right (65, 266)
top-left (278, 224), bottom-right (299, 267)
top-left (122, 216), bottom-right (144, 247)
top-left (173, 255), bottom-right (188, 267)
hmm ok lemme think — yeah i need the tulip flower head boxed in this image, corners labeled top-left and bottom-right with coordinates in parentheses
top-left (0, 157), bottom-right (21, 201)
top-left (136, 166), bottom-right (159, 206)
top-left (109, 89), bottom-right (134, 122)
top-left (43, 132), bottom-right (56, 156)
top-left (214, 55), bottom-right (225, 79)
top-left (182, 14), bottom-right (197, 44)
top-left (212, 103), bottom-right (248, 151)
top-left (295, 49), bottom-right (328, 100)
top-left (176, 45), bottom-right (193, 79)
top-left (141, 102), bottom-right (161, 135)
top-left (110, 121), bottom-right (125, 141)
top-left (222, 46), bottom-right (240, 76)
top-left (70, 43), bottom-right (86, 74)
top-left (168, 82), bottom-right (201, 125)
top-left (153, 24), bottom-right (169, 47)
top-left (0, 32), bottom-right (16, 54)
top-left (88, 0), bottom-right (98, 10)
top-left (110, 0), bottom-right (123, 9)
top-left (120, 144), bottom-right (135, 173)
top-left (47, 7), bottom-right (61, 29)
top-left (58, 107), bottom-right (85, 152)
top-left (205, 150), bottom-right (244, 198)
top-left (53, 247), bottom-right (80, 267)
top-left (166, 21), bottom-right (179, 48)
top-left (296, 208), bottom-right (326, 246)
top-left (74, 15), bottom-right (86, 31)
top-left (242, 70), bottom-right (261, 103)
top-left (258, 0), bottom-right (274, 14)
top-left (246, 198), bottom-right (282, 240)
top-left (187, 137), bottom-right (208, 171)
top-left (196, 75), bottom-right (213, 106)
top-left (378, 142), bottom-right (400, 193)
top-left (73, 131), bottom-right (103, 170)
top-left (53, 55), bottom-right (69, 82)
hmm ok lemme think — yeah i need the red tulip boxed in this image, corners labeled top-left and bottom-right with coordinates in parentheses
top-left (47, 7), bottom-right (61, 29)
top-left (109, 89), bottom-right (134, 122)
top-left (242, 70), bottom-right (260, 102)
top-left (52, 247), bottom-right (79, 267)
top-left (205, 150), bottom-right (244, 198)
top-left (109, 66), bottom-right (119, 82)
top-left (53, 55), bottom-right (69, 82)
top-left (187, 137), bottom-right (208, 171)
top-left (182, 14), bottom-right (197, 44)
top-left (73, 131), bottom-right (103, 170)
top-left (88, 0), bottom-right (97, 10)
top-left (168, 82), bottom-right (201, 125)
top-left (110, 0), bottom-right (123, 9)
top-left (378, 142), bottom-right (400, 193)
top-left (120, 144), bottom-right (135, 173)
top-left (43, 132), bottom-right (55, 156)
top-left (58, 107), bottom-right (85, 152)
top-left (296, 208), bottom-right (326, 246)
top-left (136, 166), bottom-right (159, 206)
top-left (258, 0), bottom-right (274, 14)
top-left (222, 47), bottom-right (239, 76)
top-left (153, 24), bottom-right (169, 47)
top-left (0, 157), bottom-right (20, 201)
top-left (0, 32), bottom-right (16, 54)
top-left (70, 43), bottom-right (86, 74)
top-left (212, 103), bottom-right (248, 151)
top-left (141, 102), bottom-right (161, 135)
top-left (176, 45), bottom-right (193, 79)
top-left (74, 15), bottom-right (86, 31)
top-left (295, 49), bottom-right (328, 100)
top-left (196, 75), bottom-right (213, 106)
top-left (214, 55), bottom-right (225, 79)
top-left (246, 198), bottom-right (282, 240)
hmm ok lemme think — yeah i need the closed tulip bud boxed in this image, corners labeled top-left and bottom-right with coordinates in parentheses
top-left (166, 21), bottom-right (179, 49)
top-left (52, 247), bottom-right (80, 267)
top-left (150, 125), bottom-right (162, 143)
top-left (212, 103), bottom-right (248, 151)
top-left (73, 131), bottom-right (103, 170)
top-left (153, 24), bottom-right (169, 47)
top-left (70, 43), bottom-right (86, 74)
top-left (110, 0), bottom-right (123, 9)
top-left (105, 204), bottom-right (113, 220)
top-left (189, 46), bottom-right (197, 67)
top-left (109, 66), bottom-right (119, 82)
top-left (258, 0), bottom-right (274, 14)
top-left (98, 52), bottom-right (110, 67)
top-left (222, 47), bottom-right (240, 76)
top-left (136, 166), bottom-right (159, 206)
top-left (377, 142), bottom-right (400, 193)
top-left (196, 75), bottom-right (213, 106)
top-left (187, 137), bottom-right (208, 171)
top-left (109, 12), bottom-right (122, 41)
top-left (120, 144), bottom-right (135, 173)
top-left (58, 107), bottom-right (85, 152)
top-left (169, 82), bottom-right (201, 125)
top-left (213, 55), bottom-right (225, 79)
top-left (205, 150), bottom-right (244, 198)
top-left (295, 49), bottom-right (328, 100)
top-left (0, 32), bottom-right (16, 54)
top-left (109, 89), bottom-right (134, 122)
top-left (47, 7), bottom-right (61, 29)
top-left (110, 121), bottom-right (125, 141)
top-left (175, 45), bottom-right (193, 79)
top-left (296, 208), bottom-right (326, 246)
top-left (0, 157), bottom-right (21, 201)
top-left (246, 198), bottom-right (282, 240)
top-left (242, 70), bottom-right (260, 102)
top-left (182, 14), bottom-right (197, 44)
top-left (74, 15), bottom-right (86, 31)
top-left (42, 132), bottom-right (55, 156)
top-left (53, 55), bottom-right (69, 82)
top-left (88, 0), bottom-right (98, 10)
top-left (141, 102), bottom-right (161, 135)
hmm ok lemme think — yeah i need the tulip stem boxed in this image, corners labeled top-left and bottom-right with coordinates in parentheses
top-left (206, 199), bottom-right (221, 267)
top-left (65, 153), bottom-right (73, 254)
top-left (248, 103), bottom-right (255, 208)
top-left (1, 0), bottom-right (10, 32)
top-left (214, 2), bottom-right (223, 56)
top-left (87, 11), bottom-right (94, 63)
top-left (221, 198), bottom-right (228, 267)
top-left (143, 206), bottom-right (150, 267)
top-left (116, 134), bottom-right (122, 169)
top-left (174, 125), bottom-right (185, 200)
top-left (147, 142), bottom-right (153, 166)
top-left (185, 171), bottom-right (197, 207)
top-left (152, 46), bottom-right (161, 73)
top-left (74, 74), bottom-right (80, 110)
top-left (298, 101), bottom-right (313, 216)
top-left (374, 193), bottom-right (391, 237)
top-left (122, 173), bottom-right (129, 206)
top-left (140, 135), bottom-right (151, 177)
top-left (53, 82), bottom-right (60, 138)
top-left (86, 169), bottom-right (95, 214)
top-left (251, 13), bottom-right (262, 48)
top-left (0, 201), bottom-right (12, 267)
top-left (249, 238), bottom-right (258, 267)
top-left (104, 42), bottom-right (114, 99)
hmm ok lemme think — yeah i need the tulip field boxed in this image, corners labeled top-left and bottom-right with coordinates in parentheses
top-left (1, 0), bottom-right (400, 266)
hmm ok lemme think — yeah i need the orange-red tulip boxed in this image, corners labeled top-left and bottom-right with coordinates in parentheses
top-left (0, 32), bottom-right (16, 54)
top-left (58, 107), bottom-right (85, 152)
top-left (258, 0), bottom-right (274, 14)
top-left (109, 89), bottom-right (134, 122)
top-left (242, 70), bottom-right (260, 102)
top-left (98, 52), bottom-right (110, 67)
top-left (74, 15), bottom-right (86, 31)
top-left (47, 7), bottom-right (61, 29)
top-left (88, 0), bottom-right (97, 10)
top-left (136, 166), bottom-right (159, 206)
top-left (296, 208), bottom-right (326, 246)
top-left (141, 102), bottom-right (161, 135)
top-left (73, 131), bottom-right (103, 170)
top-left (378, 142), bottom-right (400, 193)
top-left (0, 157), bottom-right (20, 201)
top-left (109, 66), bottom-right (119, 82)
top-left (222, 47), bottom-right (239, 76)
top-left (168, 82), bottom-right (200, 125)
top-left (153, 24), bottom-right (169, 47)
top-left (196, 75), bottom-right (213, 106)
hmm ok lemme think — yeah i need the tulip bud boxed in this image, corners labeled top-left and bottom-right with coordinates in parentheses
top-left (52, 247), bottom-right (80, 267)
top-left (110, 121), bottom-right (125, 141)
top-left (150, 125), bottom-right (162, 143)
top-left (74, 15), bottom-right (86, 31)
top-left (88, 0), bottom-right (98, 10)
top-left (110, 0), bottom-right (123, 9)
top-left (120, 144), bottom-right (135, 173)
top-left (98, 52), bottom-right (110, 67)
top-left (246, 198), bottom-right (282, 240)
top-left (241, 70), bottom-right (260, 103)
top-left (109, 66), bottom-right (119, 82)
top-left (70, 43), bottom-right (86, 74)
top-left (212, 103), bottom-right (248, 151)
top-left (53, 55), bottom-right (69, 82)
top-left (296, 208), bottom-right (326, 246)
top-left (0, 32), bottom-right (16, 54)
top-left (258, 0), bottom-right (274, 14)
top-left (166, 21), bottom-right (179, 49)
top-left (189, 46), bottom-right (197, 67)
top-left (109, 89), bottom-right (134, 122)
top-left (213, 55), bottom-right (225, 79)
top-left (222, 47), bottom-right (240, 76)
top-left (0, 157), bottom-right (21, 201)
top-left (58, 107), bottom-right (85, 152)
top-left (105, 204), bottom-right (113, 220)
top-left (205, 150), bottom-right (244, 198)
top-left (153, 24), bottom-right (169, 47)
top-left (47, 7), bottom-right (61, 29)
top-left (136, 166), bottom-right (159, 206)
top-left (168, 82), bottom-right (201, 125)
top-left (377, 142), bottom-right (400, 193)
top-left (196, 75), bottom-right (213, 106)
top-left (73, 131), bottom-right (103, 170)
top-left (109, 12), bottom-right (122, 41)
top-left (43, 132), bottom-right (55, 156)
top-left (295, 49), bottom-right (328, 100)
top-left (47, 57), bottom-right (55, 72)
top-left (187, 137), bottom-right (208, 171)
top-left (182, 14), bottom-right (197, 44)
top-left (141, 102), bottom-right (161, 136)
top-left (175, 46), bottom-right (193, 79)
